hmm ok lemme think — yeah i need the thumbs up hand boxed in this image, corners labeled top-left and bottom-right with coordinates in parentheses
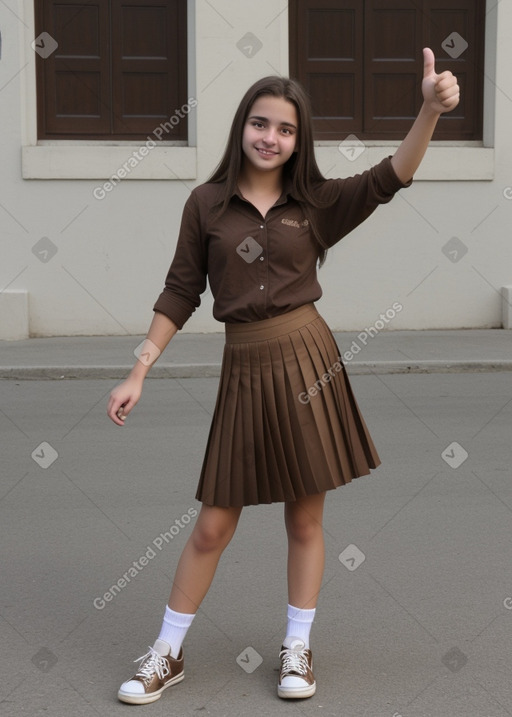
top-left (390, 48), bottom-right (461, 182)
top-left (422, 47), bottom-right (460, 114)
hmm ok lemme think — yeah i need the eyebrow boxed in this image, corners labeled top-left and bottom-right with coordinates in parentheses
top-left (248, 115), bottom-right (297, 129)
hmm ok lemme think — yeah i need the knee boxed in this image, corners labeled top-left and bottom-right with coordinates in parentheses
top-left (191, 512), bottom-right (238, 553)
top-left (286, 510), bottom-right (323, 544)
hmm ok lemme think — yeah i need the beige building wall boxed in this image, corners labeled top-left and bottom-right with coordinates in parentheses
top-left (0, 0), bottom-right (509, 338)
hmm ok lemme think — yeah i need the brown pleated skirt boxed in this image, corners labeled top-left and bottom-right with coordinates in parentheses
top-left (195, 303), bottom-right (381, 507)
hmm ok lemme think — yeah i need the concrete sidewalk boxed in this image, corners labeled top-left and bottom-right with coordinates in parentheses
top-left (0, 328), bottom-right (511, 379)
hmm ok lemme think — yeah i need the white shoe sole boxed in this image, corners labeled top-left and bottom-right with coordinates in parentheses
top-left (278, 681), bottom-right (316, 699)
top-left (117, 671), bottom-right (184, 704)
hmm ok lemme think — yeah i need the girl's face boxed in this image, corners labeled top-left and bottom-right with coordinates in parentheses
top-left (241, 95), bottom-right (298, 174)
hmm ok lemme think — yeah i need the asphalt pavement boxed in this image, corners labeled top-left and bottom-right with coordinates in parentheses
top-left (0, 329), bottom-right (511, 716)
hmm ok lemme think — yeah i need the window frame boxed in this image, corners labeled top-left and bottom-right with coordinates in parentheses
top-left (21, 0), bottom-right (197, 180)
top-left (34, 0), bottom-right (189, 141)
top-left (20, 0), bottom-right (496, 181)
top-left (289, 0), bottom-right (486, 142)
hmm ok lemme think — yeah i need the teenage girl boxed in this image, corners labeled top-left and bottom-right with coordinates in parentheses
top-left (107, 47), bottom-right (459, 704)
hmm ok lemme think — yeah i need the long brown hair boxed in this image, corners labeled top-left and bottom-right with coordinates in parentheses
top-left (207, 76), bottom-right (330, 262)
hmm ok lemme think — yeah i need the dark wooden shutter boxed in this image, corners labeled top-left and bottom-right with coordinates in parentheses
top-left (425, 0), bottom-right (484, 140)
top-left (289, 0), bottom-right (364, 139)
top-left (363, 0), bottom-right (424, 137)
top-left (35, 0), bottom-right (187, 139)
top-left (37, 0), bottom-right (111, 136)
top-left (111, 0), bottom-right (188, 137)
top-left (290, 0), bottom-right (485, 141)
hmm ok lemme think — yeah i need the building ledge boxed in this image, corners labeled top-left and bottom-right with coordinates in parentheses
top-left (22, 145), bottom-right (197, 181)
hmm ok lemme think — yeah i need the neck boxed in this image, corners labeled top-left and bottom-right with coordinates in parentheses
top-left (238, 162), bottom-right (284, 195)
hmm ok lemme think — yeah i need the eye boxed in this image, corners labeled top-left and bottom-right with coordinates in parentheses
top-left (251, 120), bottom-right (265, 129)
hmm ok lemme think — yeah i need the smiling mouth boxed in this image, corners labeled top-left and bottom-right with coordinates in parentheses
top-left (256, 147), bottom-right (278, 156)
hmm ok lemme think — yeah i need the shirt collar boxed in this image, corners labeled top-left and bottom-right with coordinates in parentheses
top-left (230, 175), bottom-right (297, 205)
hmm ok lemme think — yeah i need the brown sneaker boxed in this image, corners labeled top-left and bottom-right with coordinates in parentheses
top-left (278, 637), bottom-right (316, 699)
top-left (117, 639), bottom-right (184, 704)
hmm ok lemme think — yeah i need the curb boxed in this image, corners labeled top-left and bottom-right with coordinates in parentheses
top-left (2, 360), bottom-right (512, 380)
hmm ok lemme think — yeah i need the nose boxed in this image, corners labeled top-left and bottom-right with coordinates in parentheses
top-left (262, 126), bottom-right (277, 145)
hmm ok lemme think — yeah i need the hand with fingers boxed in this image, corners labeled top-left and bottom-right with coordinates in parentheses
top-left (107, 377), bottom-right (143, 426)
top-left (422, 47), bottom-right (460, 115)
top-left (390, 47), bottom-right (461, 183)
top-left (106, 315), bottom-right (178, 426)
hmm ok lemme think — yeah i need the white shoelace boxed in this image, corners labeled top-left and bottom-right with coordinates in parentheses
top-left (280, 648), bottom-right (308, 676)
top-left (134, 647), bottom-right (170, 682)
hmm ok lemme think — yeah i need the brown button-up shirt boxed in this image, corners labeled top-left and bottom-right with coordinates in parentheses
top-left (153, 156), bottom-right (411, 328)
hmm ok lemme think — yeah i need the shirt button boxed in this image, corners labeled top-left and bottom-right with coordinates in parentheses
top-left (259, 225), bottom-right (264, 229)
top-left (259, 256), bottom-right (264, 261)
top-left (260, 285), bottom-right (264, 290)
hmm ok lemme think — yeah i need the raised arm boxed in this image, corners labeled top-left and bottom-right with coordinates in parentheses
top-left (391, 48), bottom-right (460, 184)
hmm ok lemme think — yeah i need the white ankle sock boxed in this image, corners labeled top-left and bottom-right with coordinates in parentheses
top-left (285, 604), bottom-right (316, 649)
top-left (157, 606), bottom-right (196, 658)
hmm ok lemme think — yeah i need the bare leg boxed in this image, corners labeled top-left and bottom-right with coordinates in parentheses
top-left (284, 492), bottom-right (326, 609)
top-left (168, 503), bottom-right (243, 614)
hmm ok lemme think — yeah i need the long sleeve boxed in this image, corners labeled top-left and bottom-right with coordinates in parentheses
top-left (153, 191), bottom-right (208, 330)
top-left (313, 156), bottom-right (412, 249)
